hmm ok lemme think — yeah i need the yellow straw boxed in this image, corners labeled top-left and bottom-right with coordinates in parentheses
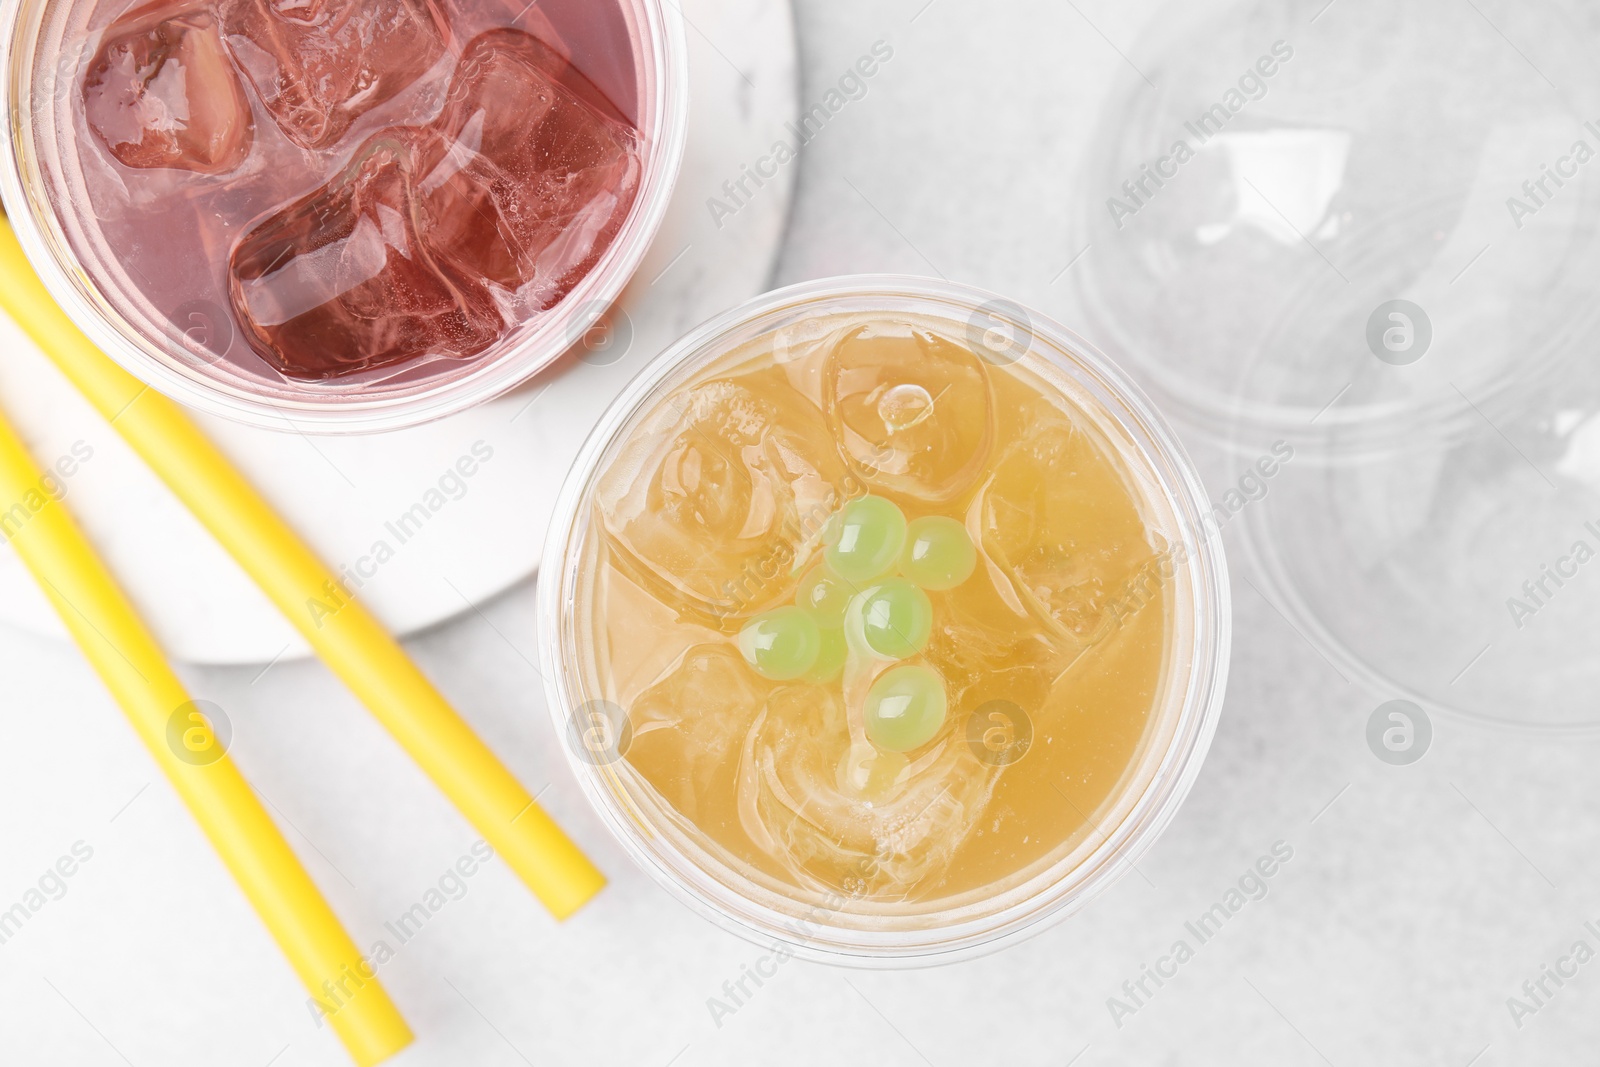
top-left (0, 406), bottom-right (412, 1066)
top-left (0, 217), bottom-right (605, 920)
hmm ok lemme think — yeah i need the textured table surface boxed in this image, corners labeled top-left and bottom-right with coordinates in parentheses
top-left (3, 2), bottom-right (1596, 1065)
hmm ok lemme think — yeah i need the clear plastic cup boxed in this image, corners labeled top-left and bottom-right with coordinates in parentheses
top-left (1069, 0), bottom-right (1600, 456)
top-left (539, 276), bottom-right (1232, 964)
top-left (0, 0), bottom-right (688, 433)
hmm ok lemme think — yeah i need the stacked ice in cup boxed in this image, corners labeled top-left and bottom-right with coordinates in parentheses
top-left (81, 0), bottom-right (641, 378)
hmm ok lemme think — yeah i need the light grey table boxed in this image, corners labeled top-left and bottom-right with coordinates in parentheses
top-left (3, 2), bottom-right (1596, 1065)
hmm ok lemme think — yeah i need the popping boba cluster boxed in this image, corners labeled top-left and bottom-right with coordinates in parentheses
top-left (735, 494), bottom-right (978, 754)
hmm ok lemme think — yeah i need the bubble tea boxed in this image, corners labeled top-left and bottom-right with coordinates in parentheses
top-left (69, 0), bottom-right (644, 382)
top-left (570, 310), bottom-right (1177, 909)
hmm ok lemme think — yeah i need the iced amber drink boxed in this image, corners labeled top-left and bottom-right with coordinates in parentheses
top-left (542, 278), bottom-right (1229, 961)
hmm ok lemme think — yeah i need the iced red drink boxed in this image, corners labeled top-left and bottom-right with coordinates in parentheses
top-left (73, 0), bottom-right (644, 382)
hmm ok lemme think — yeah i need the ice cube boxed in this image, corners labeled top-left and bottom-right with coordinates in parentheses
top-left (624, 645), bottom-right (769, 822)
top-left (739, 683), bottom-right (997, 900)
top-left (823, 322), bottom-right (996, 504)
top-left (219, 0), bottom-right (449, 149)
top-left (421, 29), bottom-right (641, 303)
top-left (973, 416), bottom-right (1161, 648)
top-left (228, 128), bottom-right (504, 380)
top-left (224, 25), bottom-right (642, 378)
top-left (83, 1), bottom-right (255, 173)
top-left (596, 368), bottom-right (851, 628)
top-left (923, 561), bottom-right (1069, 718)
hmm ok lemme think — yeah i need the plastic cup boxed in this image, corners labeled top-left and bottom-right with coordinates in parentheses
top-left (0, 0), bottom-right (688, 433)
top-left (539, 276), bottom-right (1232, 964)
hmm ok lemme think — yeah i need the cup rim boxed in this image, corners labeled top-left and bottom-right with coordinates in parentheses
top-left (0, 0), bottom-right (690, 434)
top-left (538, 274), bottom-right (1233, 966)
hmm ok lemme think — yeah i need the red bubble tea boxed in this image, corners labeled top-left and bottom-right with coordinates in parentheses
top-left (77, 0), bottom-right (643, 382)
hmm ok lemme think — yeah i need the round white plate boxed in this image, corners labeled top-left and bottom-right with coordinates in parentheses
top-left (0, 0), bottom-right (797, 664)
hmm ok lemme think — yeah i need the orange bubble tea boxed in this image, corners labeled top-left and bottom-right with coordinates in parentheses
top-left (543, 280), bottom-right (1230, 960)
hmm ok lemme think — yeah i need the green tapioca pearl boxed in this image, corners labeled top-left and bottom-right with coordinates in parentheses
top-left (821, 507), bottom-right (844, 547)
top-left (824, 495), bottom-right (907, 584)
top-left (797, 564), bottom-right (853, 629)
top-left (859, 578), bottom-right (933, 659)
top-left (805, 626), bottom-right (847, 684)
top-left (738, 606), bottom-right (822, 680)
top-left (900, 515), bottom-right (977, 591)
top-left (864, 665), bottom-right (947, 752)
